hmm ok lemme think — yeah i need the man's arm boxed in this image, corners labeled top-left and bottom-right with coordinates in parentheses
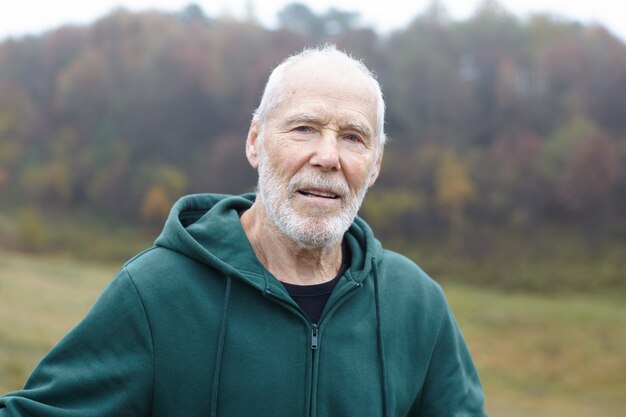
top-left (412, 304), bottom-right (487, 417)
top-left (0, 268), bottom-right (153, 416)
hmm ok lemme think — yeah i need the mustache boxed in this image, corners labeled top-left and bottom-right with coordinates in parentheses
top-left (287, 172), bottom-right (350, 197)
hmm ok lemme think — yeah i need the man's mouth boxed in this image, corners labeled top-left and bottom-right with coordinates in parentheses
top-left (297, 189), bottom-right (340, 199)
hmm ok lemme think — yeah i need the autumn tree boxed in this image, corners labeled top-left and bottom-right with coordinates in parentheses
top-left (0, 2), bottom-right (625, 253)
top-left (435, 150), bottom-right (476, 249)
top-left (558, 132), bottom-right (621, 247)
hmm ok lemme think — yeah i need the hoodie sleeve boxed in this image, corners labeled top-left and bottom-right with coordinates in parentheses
top-left (413, 304), bottom-right (487, 417)
top-left (0, 268), bottom-right (153, 417)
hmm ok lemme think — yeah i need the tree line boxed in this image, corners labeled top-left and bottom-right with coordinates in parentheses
top-left (1, 1), bottom-right (625, 252)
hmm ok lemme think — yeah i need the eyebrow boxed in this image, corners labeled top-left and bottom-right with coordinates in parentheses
top-left (284, 112), bottom-right (324, 126)
top-left (284, 112), bottom-right (374, 139)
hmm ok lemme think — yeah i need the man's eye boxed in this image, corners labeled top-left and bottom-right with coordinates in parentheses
top-left (294, 126), bottom-right (313, 133)
top-left (344, 133), bottom-right (362, 142)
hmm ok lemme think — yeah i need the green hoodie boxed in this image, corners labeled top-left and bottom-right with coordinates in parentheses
top-left (0, 193), bottom-right (486, 417)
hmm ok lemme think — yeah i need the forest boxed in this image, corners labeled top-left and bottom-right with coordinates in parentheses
top-left (1, 1), bottom-right (625, 291)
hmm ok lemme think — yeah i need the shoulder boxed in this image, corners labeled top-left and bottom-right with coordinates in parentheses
top-left (378, 249), bottom-right (443, 294)
top-left (375, 248), bottom-right (449, 314)
top-left (123, 246), bottom-right (198, 276)
top-left (120, 246), bottom-right (219, 298)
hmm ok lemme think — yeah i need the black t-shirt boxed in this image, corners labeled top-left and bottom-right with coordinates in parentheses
top-left (281, 242), bottom-right (350, 324)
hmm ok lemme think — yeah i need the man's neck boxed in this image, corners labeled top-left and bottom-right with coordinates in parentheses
top-left (240, 202), bottom-right (343, 285)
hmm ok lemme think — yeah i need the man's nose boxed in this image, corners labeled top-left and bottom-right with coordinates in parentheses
top-left (309, 131), bottom-right (341, 171)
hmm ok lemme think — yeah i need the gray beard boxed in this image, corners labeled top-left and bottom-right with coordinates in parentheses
top-left (256, 154), bottom-right (370, 249)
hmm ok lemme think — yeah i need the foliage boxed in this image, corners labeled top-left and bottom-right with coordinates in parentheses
top-left (0, 206), bottom-right (153, 262)
top-left (17, 207), bottom-right (46, 251)
top-left (0, 1), bottom-right (625, 256)
top-left (361, 188), bottom-right (424, 231)
top-left (140, 185), bottom-right (172, 223)
top-left (277, 3), bottom-right (360, 39)
top-left (435, 149), bottom-right (475, 213)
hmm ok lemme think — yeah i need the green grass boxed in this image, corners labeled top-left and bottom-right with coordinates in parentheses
top-left (1, 250), bottom-right (625, 416)
top-left (445, 284), bottom-right (626, 417)
top-left (0, 250), bottom-right (116, 391)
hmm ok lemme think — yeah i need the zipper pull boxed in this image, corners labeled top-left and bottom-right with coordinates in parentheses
top-left (311, 324), bottom-right (319, 350)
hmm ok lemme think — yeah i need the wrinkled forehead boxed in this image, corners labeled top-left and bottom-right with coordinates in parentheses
top-left (268, 59), bottom-right (377, 129)
top-left (281, 56), bottom-right (378, 104)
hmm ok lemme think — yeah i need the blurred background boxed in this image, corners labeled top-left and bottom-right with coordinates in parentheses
top-left (0, 0), bottom-right (625, 415)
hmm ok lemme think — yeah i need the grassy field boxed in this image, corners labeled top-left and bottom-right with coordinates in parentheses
top-left (446, 285), bottom-right (626, 416)
top-left (1, 249), bottom-right (625, 416)
top-left (0, 250), bottom-right (117, 391)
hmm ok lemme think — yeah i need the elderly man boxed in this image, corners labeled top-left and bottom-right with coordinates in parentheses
top-left (0, 45), bottom-right (487, 416)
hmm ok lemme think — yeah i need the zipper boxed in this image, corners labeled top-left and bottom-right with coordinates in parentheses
top-left (264, 280), bottom-right (363, 417)
top-left (308, 280), bottom-right (362, 417)
top-left (311, 324), bottom-right (319, 350)
top-left (263, 288), bottom-right (318, 416)
top-left (264, 288), bottom-right (320, 350)
top-left (309, 324), bottom-right (319, 417)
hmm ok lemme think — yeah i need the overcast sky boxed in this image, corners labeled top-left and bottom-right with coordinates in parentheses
top-left (2, 0), bottom-right (625, 42)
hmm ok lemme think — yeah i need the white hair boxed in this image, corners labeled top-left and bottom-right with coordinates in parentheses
top-left (252, 44), bottom-right (387, 150)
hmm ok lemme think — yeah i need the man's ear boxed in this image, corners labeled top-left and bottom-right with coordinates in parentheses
top-left (368, 147), bottom-right (384, 187)
top-left (246, 121), bottom-right (260, 169)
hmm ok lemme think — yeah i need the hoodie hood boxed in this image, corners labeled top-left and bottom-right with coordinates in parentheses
top-left (154, 193), bottom-right (382, 289)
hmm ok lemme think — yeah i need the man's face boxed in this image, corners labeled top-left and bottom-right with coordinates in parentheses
top-left (249, 59), bottom-right (382, 248)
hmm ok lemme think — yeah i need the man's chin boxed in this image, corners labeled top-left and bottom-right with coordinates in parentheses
top-left (288, 226), bottom-right (344, 249)
top-left (291, 198), bottom-right (343, 219)
top-left (283, 215), bottom-right (349, 247)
